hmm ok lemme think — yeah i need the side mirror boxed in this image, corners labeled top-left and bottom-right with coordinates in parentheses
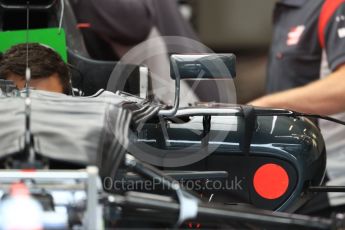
top-left (170, 54), bottom-right (236, 80)
top-left (159, 54), bottom-right (236, 117)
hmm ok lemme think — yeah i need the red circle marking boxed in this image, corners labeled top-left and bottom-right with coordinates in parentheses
top-left (253, 163), bottom-right (289, 200)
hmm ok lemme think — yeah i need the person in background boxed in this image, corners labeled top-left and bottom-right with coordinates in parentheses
top-left (71, 0), bottom-right (226, 106)
top-left (250, 0), bottom-right (345, 216)
top-left (71, 0), bottom-right (199, 59)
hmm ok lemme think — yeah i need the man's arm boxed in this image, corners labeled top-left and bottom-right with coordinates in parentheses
top-left (249, 65), bottom-right (345, 116)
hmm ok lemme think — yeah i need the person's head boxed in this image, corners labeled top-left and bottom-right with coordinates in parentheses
top-left (0, 43), bottom-right (71, 94)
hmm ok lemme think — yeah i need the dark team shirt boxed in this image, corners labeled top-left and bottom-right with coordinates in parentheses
top-left (266, 0), bottom-right (345, 93)
top-left (71, 0), bottom-right (199, 52)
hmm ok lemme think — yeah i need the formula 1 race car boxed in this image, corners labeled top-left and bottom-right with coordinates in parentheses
top-left (0, 0), bottom-right (344, 229)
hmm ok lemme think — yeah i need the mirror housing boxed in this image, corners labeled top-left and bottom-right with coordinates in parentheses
top-left (170, 54), bottom-right (236, 80)
top-left (159, 54), bottom-right (236, 117)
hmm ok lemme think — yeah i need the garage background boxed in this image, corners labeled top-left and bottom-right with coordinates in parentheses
top-left (185, 0), bottom-right (277, 103)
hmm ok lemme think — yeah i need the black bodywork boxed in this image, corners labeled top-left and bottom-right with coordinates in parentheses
top-left (132, 105), bottom-right (326, 212)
